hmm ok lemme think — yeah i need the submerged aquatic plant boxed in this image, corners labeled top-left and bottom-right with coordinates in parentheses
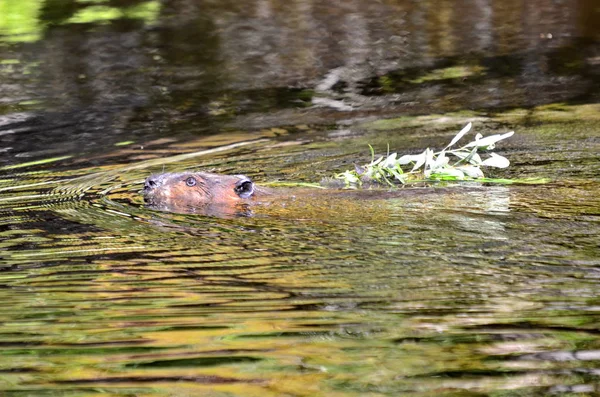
top-left (337, 123), bottom-right (514, 187)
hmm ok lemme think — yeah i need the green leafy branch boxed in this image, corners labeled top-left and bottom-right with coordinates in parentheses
top-left (336, 123), bottom-right (515, 187)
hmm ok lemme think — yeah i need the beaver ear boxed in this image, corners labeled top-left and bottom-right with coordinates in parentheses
top-left (234, 177), bottom-right (254, 199)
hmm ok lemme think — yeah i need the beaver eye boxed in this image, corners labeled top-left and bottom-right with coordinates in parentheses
top-left (185, 177), bottom-right (197, 187)
top-left (234, 178), bottom-right (254, 199)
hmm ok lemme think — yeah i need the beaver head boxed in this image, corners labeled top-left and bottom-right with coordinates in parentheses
top-left (143, 171), bottom-right (256, 214)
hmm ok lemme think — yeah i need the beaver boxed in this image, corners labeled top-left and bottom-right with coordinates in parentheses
top-left (143, 171), bottom-right (271, 215)
top-left (142, 170), bottom-right (470, 217)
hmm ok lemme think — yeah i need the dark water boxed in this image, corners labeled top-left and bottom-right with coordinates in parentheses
top-left (1, 1), bottom-right (600, 396)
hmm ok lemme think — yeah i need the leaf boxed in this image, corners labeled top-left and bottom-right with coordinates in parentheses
top-left (430, 168), bottom-right (465, 180)
top-left (466, 131), bottom-right (514, 149)
top-left (398, 152), bottom-right (426, 165)
top-left (456, 165), bottom-right (484, 178)
top-left (371, 156), bottom-right (384, 166)
top-left (389, 168), bottom-right (406, 183)
top-left (398, 153), bottom-right (423, 165)
top-left (422, 148), bottom-right (434, 175)
top-left (449, 151), bottom-right (468, 159)
top-left (481, 153), bottom-right (510, 168)
top-left (425, 148), bottom-right (434, 167)
top-left (337, 170), bottom-right (360, 183)
top-left (382, 152), bottom-right (398, 168)
top-left (466, 146), bottom-right (482, 165)
top-left (450, 150), bottom-right (482, 165)
top-left (430, 152), bottom-right (449, 171)
top-left (445, 122), bottom-right (472, 149)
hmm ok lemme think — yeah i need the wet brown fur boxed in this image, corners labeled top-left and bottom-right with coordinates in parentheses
top-left (143, 171), bottom-right (269, 215)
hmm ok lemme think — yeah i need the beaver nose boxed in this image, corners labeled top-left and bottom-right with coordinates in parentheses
top-left (144, 175), bottom-right (162, 190)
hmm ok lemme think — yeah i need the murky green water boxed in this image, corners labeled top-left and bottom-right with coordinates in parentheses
top-left (1, 0), bottom-right (600, 396)
top-left (1, 112), bottom-right (599, 396)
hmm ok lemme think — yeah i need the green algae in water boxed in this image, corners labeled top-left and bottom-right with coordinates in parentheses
top-left (407, 65), bottom-right (486, 84)
top-left (115, 141), bottom-right (135, 147)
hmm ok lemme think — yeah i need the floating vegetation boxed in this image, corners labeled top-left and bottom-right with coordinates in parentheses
top-left (0, 155), bottom-right (73, 171)
top-left (336, 123), bottom-right (517, 187)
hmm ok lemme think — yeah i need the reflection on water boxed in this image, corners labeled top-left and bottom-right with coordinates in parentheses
top-left (0, 0), bottom-right (600, 395)
top-left (1, 0), bottom-right (599, 167)
top-left (0, 117), bottom-right (599, 395)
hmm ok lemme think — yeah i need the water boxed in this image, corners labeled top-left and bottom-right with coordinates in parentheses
top-left (1, 1), bottom-right (600, 396)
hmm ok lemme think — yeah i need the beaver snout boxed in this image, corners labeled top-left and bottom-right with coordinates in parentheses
top-left (144, 174), bottom-right (163, 192)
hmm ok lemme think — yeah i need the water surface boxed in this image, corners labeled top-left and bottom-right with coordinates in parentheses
top-left (1, 1), bottom-right (600, 396)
